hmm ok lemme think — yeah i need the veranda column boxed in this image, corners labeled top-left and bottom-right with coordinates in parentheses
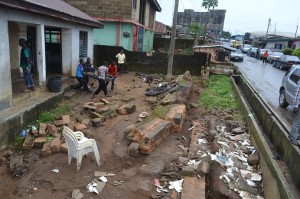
top-left (36, 24), bottom-right (46, 86)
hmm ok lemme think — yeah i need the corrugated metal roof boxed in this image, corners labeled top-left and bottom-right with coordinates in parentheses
top-left (155, 21), bottom-right (165, 33)
top-left (23, 0), bottom-right (99, 23)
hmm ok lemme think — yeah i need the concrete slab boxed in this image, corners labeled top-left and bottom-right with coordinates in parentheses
top-left (181, 177), bottom-right (205, 199)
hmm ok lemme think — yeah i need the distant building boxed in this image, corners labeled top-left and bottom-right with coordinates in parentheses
top-left (65, 0), bottom-right (161, 52)
top-left (177, 9), bottom-right (226, 38)
top-left (154, 21), bottom-right (172, 38)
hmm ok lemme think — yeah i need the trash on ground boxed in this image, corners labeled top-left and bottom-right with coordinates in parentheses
top-left (51, 169), bottom-right (59, 173)
top-left (169, 179), bottom-right (183, 193)
top-left (99, 176), bottom-right (108, 182)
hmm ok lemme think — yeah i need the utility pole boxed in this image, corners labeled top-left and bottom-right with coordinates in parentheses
top-left (167, 0), bottom-right (179, 80)
top-left (266, 18), bottom-right (271, 37)
top-left (295, 17), bottom-right (299, 38)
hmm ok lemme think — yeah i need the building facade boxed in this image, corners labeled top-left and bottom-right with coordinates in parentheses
top-left (65, 0), bottom-right (161, 52)
top-left (0, 0), bottom-right (102, 111)
top-left (177, 9), bottom-right (226, 38)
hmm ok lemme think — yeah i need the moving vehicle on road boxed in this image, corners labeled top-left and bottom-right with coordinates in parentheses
top-left (258, 49), bottom-right (272, 59)
top-left (279, 65), bottom-right (300, 108)
top-left (247, 47), bottom-right (258, 57)
top-left (241, 44), bottom-right (252, 53)
top-left (267, 52), bottom-right (284, 63)
top-left (273, 55), bottom-right (300, 70)
top-left (229, 50), bottom-right (244, 62)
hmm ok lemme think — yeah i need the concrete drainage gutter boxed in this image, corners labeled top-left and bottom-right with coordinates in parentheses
top-left (231, 75), bottom-right (297, 199)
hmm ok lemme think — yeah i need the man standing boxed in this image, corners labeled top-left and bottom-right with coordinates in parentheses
top-left (289, 80), bottom-right (300, 146)
top-left (115, 50), bottom-right (126, 74)
top-left (83, 57), bottom-right (94, 88)
top-left (74, 59), bottom-right (90, 92)
top-left (19, 38), bottom-right (35, 91)
top-left (92, 61), bottom-right (110, 98)
top-left (262, 50), bottom-right (269, 65)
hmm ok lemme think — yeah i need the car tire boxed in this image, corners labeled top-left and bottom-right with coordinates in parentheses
top-left (279, 90), bottom-right (289, 108)
top-left (273, 62), bottom-right (276, 67)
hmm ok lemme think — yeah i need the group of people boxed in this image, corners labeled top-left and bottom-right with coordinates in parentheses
top-left (75, 50), bottom-right (126, 98)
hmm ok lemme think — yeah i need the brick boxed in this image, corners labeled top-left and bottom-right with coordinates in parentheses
top-left (128, 142), bottom-right (140, 157)
top-left (22, 134), bottom-right (35, 150)
top-left (74, 122), bottom-right (87, 131)
top-left (74, 114), bottom-right (84, 123)
top-left (94, 102), bottom-right (105, 109)
top-left (50, 138), bottom-right (61, 153)
top-left (116, 104), bottom-right (136, 115)
top-left (181, 177), bottom-right (205, 199)
top-left (62, 115), bottom-right (71, 125)
top-left (143, 120), bottom-right (171, 144)
top-left (47, 124), bottom-right (57, 135)
top-left (39, 123), bottom-right (47, 137)
top-left (82, 119), bottom-right (90, 126)
top-left (84, 105), bottom-right (97, 112)
top-left (132, 118), bottom-right (163, 143)
top-left (165, 104), bottom-right (186, 133)
top-left (54, 120), bottom-right (64, 127)
top-left (60, 143), bottom-right (68, 153)
top-left (67, 120), bottom-right (75, 131)
top-left (34, 137), bottom-right (48, 148)
top-left (42, 142), bottom-right (52, 157)
top-left (100, 98), bottom-right (110, 105)
top-left (96, 106), bottom-right (110, 114)
top-left (90, 111), bottom-right (102, 119)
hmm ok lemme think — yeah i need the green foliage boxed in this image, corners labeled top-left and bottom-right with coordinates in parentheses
top-left (188, 23), bottom-right (204, 39)
top-left (182, 48), bottom-right (193, 55)
top-left (13, 134), bottom-right (24, 152)
top-left (292, 48), bottom-right (300, 58)
top-left (36, 103), bottom-right (71, 124)
top-left (222, 31), bottom-right (231, 39)
top-left (281, 48), bottom-right (293, 55)
top-left (202, 0), bottom-right (219, 10)
top-left (200, 75), bottom-right (238, 111)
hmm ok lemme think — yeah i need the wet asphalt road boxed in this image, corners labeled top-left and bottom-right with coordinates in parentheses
top-left (233, 54), bottom-right (294, 126)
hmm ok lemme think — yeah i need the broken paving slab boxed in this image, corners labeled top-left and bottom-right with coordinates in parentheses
top-left (181, 177), bottom-right (205, 199)
top-left (165, 104), bottom-right (186, 133)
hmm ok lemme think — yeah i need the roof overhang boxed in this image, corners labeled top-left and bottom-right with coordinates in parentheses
top-left (0, 0), bottom-right (103, 28)
top-left (151, 0), bottom-right (162, 12)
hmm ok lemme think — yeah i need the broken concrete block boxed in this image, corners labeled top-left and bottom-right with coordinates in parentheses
top-left (90, 112), bottom-right (102, 119)
top-left (100, 98), bottom-right (110, 105)
top-left (207, 130), bottom-right (217, 142)
top-left (62, 115), bottom-right (71, 125)
top-left (74, 122), bottom-right (87, 131)
top-left (181, 166), bottom-right (196, 176)
top-left (96, 106), bottom-right (110, 114)
top-left (178, 156), bottom-right (189, 165)
top-left (39, 123), bottom-right (47, 137)
top-left (34, 137), bottom-right (48, 148)
top-left (47, 124), bottom-right (57, 135)
top-left (124, 124), bottom-right (136, 139)
top-left (247, 152), bottom-right (260, 166)
top-left (132, 118), bottom-right (163, 143)
top-left (165, 104), bottom-right (186, 133)
top-left (75, 114), bottom-right (84, 123)
top-left (54, 120), bottom-right (64, 127)
top-left (94, 102), bottom-right (105, 109)
top-left (83, 105), bottom-right (97, 112)
top-left (82, 129), bottom-right (94, 139)
top-left (50, 138), bottom-right (61, 153)
top-left (22, 134), bottom-right (35, 150)
top-left (60, 143), bottom-right (68, 153)
top-left (67, 121), bottom-right (75, 131)
top-left (116, 103), bottom-right (136, 115)
top-left (42, 142), bottom-right (52, 157)
top-left (181, 177), bottom-right (205, 199)
top-left (128, 142), bottom-right (140, 157)
top-left (197, 162), bottom-right (210, 176)
top-left (92, 118), bottom-right (102, 127)
top-left (82, 119), bottom-right (90, 126)
top-left (72, 189), bottom-right (84, 199)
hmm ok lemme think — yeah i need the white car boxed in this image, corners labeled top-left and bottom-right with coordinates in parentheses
top-left (230, 50), bottom-right (244, 62)
top-left (241, 44), bottom-right (252, 53)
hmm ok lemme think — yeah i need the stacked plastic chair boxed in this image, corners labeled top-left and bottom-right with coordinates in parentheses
top-left (62, 126), bottom-right (101, 171)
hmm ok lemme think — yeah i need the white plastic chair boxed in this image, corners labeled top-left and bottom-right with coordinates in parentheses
top-left (62, 126), bottom-right (101, 171)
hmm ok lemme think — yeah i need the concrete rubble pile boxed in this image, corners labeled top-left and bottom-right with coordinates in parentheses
top-left (125, 71), bottom-right (193, 157)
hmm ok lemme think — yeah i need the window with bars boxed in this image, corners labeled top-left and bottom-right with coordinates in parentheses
top-left (79, 31), bottom-right (88, 58)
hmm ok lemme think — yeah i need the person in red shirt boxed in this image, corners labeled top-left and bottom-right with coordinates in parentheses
top-left (263, 50), bottom-right (269, 65)
top-left (107, 60), bottom-right (118, 91)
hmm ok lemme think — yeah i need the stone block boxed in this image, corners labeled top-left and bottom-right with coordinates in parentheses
top-left (82, 119), bottom-right (90, 126)
top-left (34, 137), bottom-right (48, 148)
top-left (92, 118), bottom-right (102, 127)
top-left (96, 106), bottom-right (110, 114)
top-left (197, 162), bottom-right (210, 176)
top-left (178, 156), bottom-right (189, 165)
top-left (42, 142), bottom-right (52, 157)
top-left (47, 124), bottom-right (57, 135)
top-left (22, 134), bottom-right (35, 150)
top-left (165, 104), bottom-right (186, 133)
top-left (50, 138), bottom-right (61, 153)
top-left (60, 143), bottom-right (68, 153)
top-left (90, 111), bottom-right (102, 119)
top-left (54, 120), bottom-right (64, 127)
top-left (116, 103), bottom-right (136, 115)
top-left (128, 142), bottom-right (140, 157)
top-left (62, 115), bottom-right (71, 125)
top-left (67, 121), bottom-right (75, 131)
top-left (84, 105), bottom-right (97, 112)
top-left (74, 122), bottom-right (87, 131)
top-left (181, 177), bottom-right (205, 199)
top-left (94, 102), bottom-right (105, 109)
top-left (74, 114), bottom-right (84, 123)
top-left (181, 166), bottom-right (197, 176)
top-left (39, 123), bottom-right (47, 137)
top-left (100, 98), bottom-right (110, 105)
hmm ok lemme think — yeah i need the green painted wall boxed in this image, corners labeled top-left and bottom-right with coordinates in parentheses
top-left (143, 29), bottom-right (154, 52)
top-left (120, 23), bottom-right (133, 51)
top-left (93, 22), bottom-right (117, 46)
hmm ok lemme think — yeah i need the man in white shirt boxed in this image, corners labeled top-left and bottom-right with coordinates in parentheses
top-left (92, 61), bottom-right (110, 98)
top-left (115, 50), bottom-right (126, 74)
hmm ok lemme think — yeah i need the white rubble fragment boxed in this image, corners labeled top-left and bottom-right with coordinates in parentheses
top-left (169, 179), bottom-right (183, 193)
top-left (198, 138), bottom-right (208, 145)
top-left (187, 160), bottom-right (202, 167)
top-left (217, 141), bottom-right (230, 148)
top-left (246, 179), bottom-right (256, 187)
top-left (99, 176), bottom-right (108, 182)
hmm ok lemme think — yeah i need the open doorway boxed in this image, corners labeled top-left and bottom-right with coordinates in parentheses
top-left (45, 28), bottom-right (62, 74)
top-left (27, 26), bottom-right (37, 74)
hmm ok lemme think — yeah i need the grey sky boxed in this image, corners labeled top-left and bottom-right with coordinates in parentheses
top-left (156, 0), bottom-right (300, 35)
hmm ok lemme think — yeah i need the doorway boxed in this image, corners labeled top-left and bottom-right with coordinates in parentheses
top-left (45, 28), bottom-right (62, 74)
top-left (27, 26), bottom-right (37, 74)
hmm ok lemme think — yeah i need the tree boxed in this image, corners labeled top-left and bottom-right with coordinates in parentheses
top-left (282, 48), bottom-right (293, 55)
top-left (292, 48), bottom-right (300, 58)
top-left (188, 23), bottom-right (204, 45)
top-left (202, 0), bottom-right (219, 42)
top-left (222, 31), bottom-right (231, 39)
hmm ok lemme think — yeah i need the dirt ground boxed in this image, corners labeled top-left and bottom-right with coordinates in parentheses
top-left (0, 72), bottom-right (203, 199)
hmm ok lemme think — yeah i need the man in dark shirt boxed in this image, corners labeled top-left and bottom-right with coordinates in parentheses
top-left (19, 38), bottom-right (34, 91)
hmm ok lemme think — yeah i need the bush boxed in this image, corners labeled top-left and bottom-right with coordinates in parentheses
top-left (281, 48), bottom-right (293, 55)
top-left (182, 48), bottom-right (193, 55)
top-left (292, 48), bottom-right (300, 58)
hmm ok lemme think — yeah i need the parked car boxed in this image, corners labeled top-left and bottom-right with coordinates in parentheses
top-left (279, 64), bottom-right (300, 108)
top-left (267, 52), bottom-right (284, 63)
top-left (273, 55), bottom-right (300, 70)
top-left (247, 47), bottom-right (258, 57)
top-left (241, 44), bottom-right (252, 53)
top-left (258, 49), bottom-right (272, 59)
top-left (229, 50), bottom-right (244, 62)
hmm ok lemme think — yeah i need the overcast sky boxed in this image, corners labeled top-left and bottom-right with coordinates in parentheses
top-left (156, 0), bottom-right (300, 35)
